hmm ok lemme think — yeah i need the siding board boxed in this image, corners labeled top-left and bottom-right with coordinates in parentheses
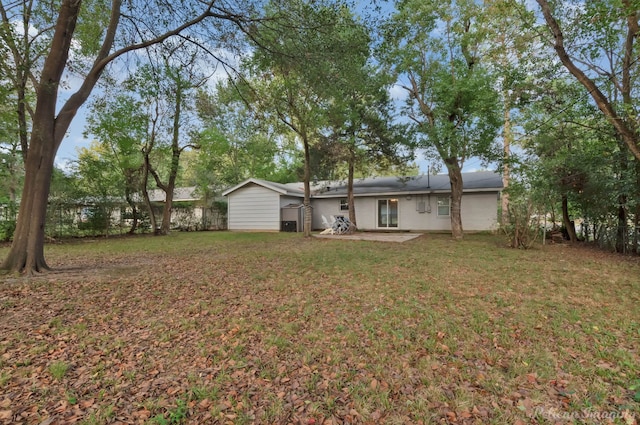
top-left (227, 184), bottom-right (281, 231)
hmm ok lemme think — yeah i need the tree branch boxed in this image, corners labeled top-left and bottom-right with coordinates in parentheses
top-left (536, 0), bottom-right (640, 161)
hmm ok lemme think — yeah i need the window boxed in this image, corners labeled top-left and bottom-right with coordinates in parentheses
top-left (437, 196), bottom-right (450, 216)
top-left (378, 199), bottom-right (398, 228)
top-left (340, 199), bottom-right (349, 211)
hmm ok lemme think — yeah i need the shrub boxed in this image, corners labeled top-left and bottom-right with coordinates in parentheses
top-left (0, 220), bottom-right (16, 242)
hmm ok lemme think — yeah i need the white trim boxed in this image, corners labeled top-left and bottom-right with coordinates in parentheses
top-left (222, 178), bottom-right (293, 197)
top-left (436, 195), bottom-right (451, 217)
top-left (376, 198), bottom-right (399, 229)
top-left (312, 188), bottom-right (501, 199)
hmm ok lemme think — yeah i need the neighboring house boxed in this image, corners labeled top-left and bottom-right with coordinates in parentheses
top-left (222, 171), bottom-right (503, 232)
top-left (45, 187), bottom-right (227, 236)
top-left (146, 187), bottom-right (226, 230)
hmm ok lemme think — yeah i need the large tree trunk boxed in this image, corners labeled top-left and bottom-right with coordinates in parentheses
top-left (445, 159), bottom-right (464, 240)
top-left (2, 133), bottom-right (56, 272)
top-left (1, 0), bottom-right (82, 273)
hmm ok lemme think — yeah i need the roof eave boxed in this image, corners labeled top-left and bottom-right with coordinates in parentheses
top-left (312, 187), bottom-right (502, 198)
top-left (222, 178), bottom-right (290, 196)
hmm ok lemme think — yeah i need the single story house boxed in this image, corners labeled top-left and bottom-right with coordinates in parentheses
top-left (222, 171), bottom-right (503, 232)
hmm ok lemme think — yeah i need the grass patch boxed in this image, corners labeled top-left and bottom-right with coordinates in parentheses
top-left (48, 361), bottom-right (69, 380)
top-left (0, 232), bottom-right (638, 423)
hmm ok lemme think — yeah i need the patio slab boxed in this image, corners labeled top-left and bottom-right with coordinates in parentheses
top-left (313, 232), bottom-right (423, 243)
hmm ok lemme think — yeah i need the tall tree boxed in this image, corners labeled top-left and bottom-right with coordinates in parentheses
top-left (133, 46), bottom-right (205, 235)
top-left (247, 0), bottom-right (370, 236)
top-left (381, 0), bottom-right (501, 239)
top-left (84, 93), bottom-right (147, 234)
top-left (482, 0), bottom-right (537, 225)
top-left (519, 77), bottom-right (632, 250)
top-left (73, 142), bottom-right (123, 236)
top-left (1, 0), bottom-right (261, 273)
top-left (324, 64), bottom-right (411, 226)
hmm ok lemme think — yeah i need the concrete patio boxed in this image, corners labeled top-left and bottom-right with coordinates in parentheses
top-left (313, 232), bottom-right (423, 243)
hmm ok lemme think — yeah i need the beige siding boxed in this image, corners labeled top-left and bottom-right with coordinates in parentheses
top-left (398, 195), bottom-right (449, 231)
top-left (312, 192), bottom-right (498, 231)
top-left (460, 193), bottom-right (499, 231)
top-left (280, 196), bottom-right (303, 208)
top-left (312, 198), bottom-right (347, 229)
top-left (227, 183), bottom-right (281, 231)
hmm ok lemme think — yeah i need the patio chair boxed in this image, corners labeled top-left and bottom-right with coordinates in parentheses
top-left (321, 215), bottom-right (335, 234)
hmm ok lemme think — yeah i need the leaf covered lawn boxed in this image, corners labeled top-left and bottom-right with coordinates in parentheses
top-left (0, 232), bottom-right (639, 424)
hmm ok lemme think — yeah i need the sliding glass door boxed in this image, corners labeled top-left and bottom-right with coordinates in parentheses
top-left (378, 199), bottom-right (398, 228)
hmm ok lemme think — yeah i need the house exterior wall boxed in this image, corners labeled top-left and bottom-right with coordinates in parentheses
top-left (311, 198), bottom-right (350, 229)
top-left (460, 192), bottom-right (500, 231)
top-left (311, 192), bottom-right (499, 231)
top-left (280, 196), bottom-right (303, 208)
top-left (227, 183), bottom-right (281, 231)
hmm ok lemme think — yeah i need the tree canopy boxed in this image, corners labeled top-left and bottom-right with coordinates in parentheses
top-left (2, 0), bottom-right (640, 272)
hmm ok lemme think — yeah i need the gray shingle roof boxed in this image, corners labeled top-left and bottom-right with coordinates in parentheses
top-left (223, 171), bottom-right (503, 198)
top-left (147, 187), bottom-right (199, 202)
top-left (310, 171), bottom-right (502, 197)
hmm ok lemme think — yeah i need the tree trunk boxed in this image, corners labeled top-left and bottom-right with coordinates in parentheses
top-left (159, 183), bottom-right (175, 235)
top-left (561, 194), bottom-right (577, 242)
top-left (156, 79), bottom-right (183, 236)
top-left (125, 190), bottom-right (138, 235)
top-left (2, 134), bottom-right (56, 272)
top-left (142, 154), bottom-right (158, 234)
top-left (1, 0), bottom-right (82, 273)
top-left (501, 97), bottom-right (512, 226)
top-left (303, 135), bottom-right (312, 237)
top-left (616, 198), bottom-right (628, 254)
top-left (446, 159), bottom-right (464, 240)
top-left (347, 150), bottom-right (356, 226)
top-left (634, 205), bottom-right (639, 255)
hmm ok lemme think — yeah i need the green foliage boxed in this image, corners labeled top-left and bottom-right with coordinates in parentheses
top-left (517, 76), bottom-right (639, 251)
top-left (74, 0), bottom-right (111, 56)
top-left (501, 184), bottom-right (542, 249)
top-left (380, 0), bottom-right (502, 170)
top-left (212, 200), bottom-right (228, 215)
top-left (150, 398), bottom-right (189, 424)
top-left (194, 83), bottom-right (292, 188)
top-left (0, 220), bottom-right (15, 242)
top-left (247, 0), bottom-right (383, 169)
top-left (77, 206), bottom-right (111, 234)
